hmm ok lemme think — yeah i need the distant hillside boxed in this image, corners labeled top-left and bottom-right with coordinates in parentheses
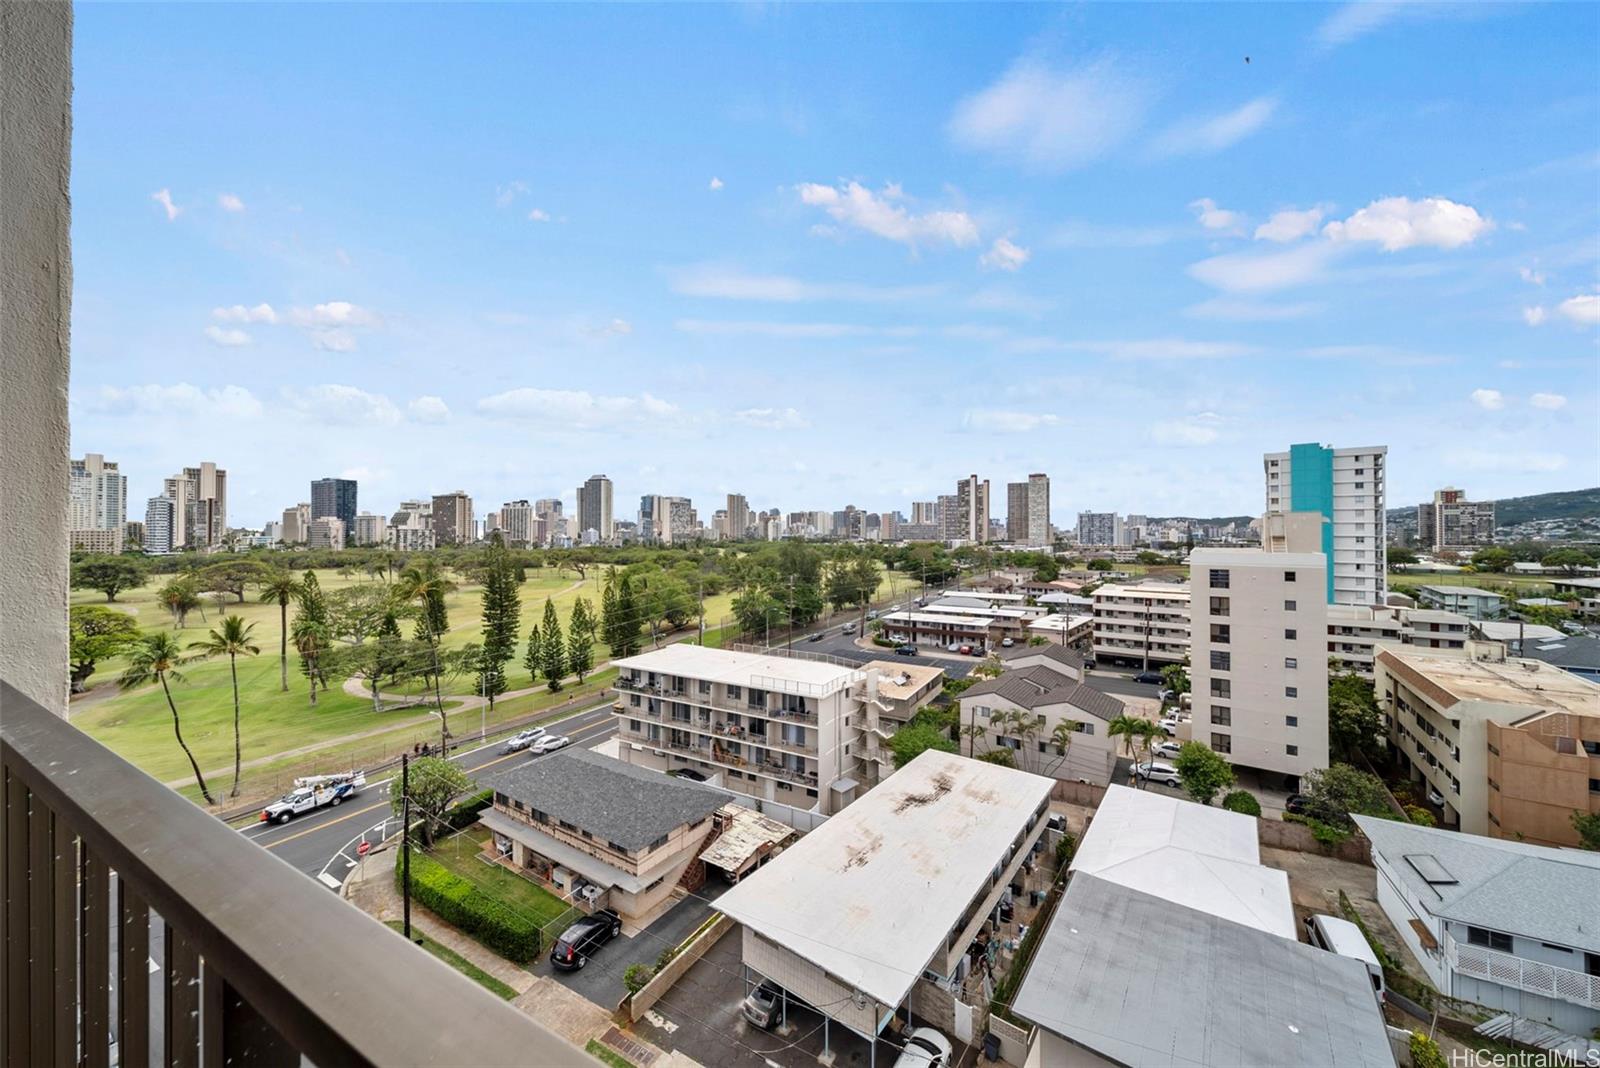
top-left (1387, 487), bottom-right (1600, 529)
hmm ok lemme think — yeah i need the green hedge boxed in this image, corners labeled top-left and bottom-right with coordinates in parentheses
top-left (442, 789), bottom-right (494, 832)
top-left (396, 851), bottom-right (541, 963)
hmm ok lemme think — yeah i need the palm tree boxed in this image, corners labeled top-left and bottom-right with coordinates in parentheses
top-left (1108, 713), bottom-right (1148, 787)
top-left (397, 559), bottom-right (457, 752)
top-left (1134, 720), bottom-right (1162, 785)
top-left (291, 616), bottom-right (329, 708)
top-left (190, 616), bottom-right (260, 798)
top-left (120, 633), bottom-right (215, 805)
top-left (257, 570), bottom-right (299, 692)
top-left (159, 577), bottom-right (201, 630)
top-left (1044, 718), bottom-right (1081, 777)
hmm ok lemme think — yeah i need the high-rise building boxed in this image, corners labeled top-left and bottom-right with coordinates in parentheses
top-left (576, 475), bottom-right (613, 541)
top-left (310, 477), bottom-right (358, 535)
top-left (496, 500), bottom-right (531, 544)
top-left (944, 475), bottom-right (990, 543)
top-left (69, 453), bottom-right (127, 533)
top-left (936, 494), bottom-right (961, 540)
top-left (667, 497), bottom-right (695, 543)
top-left (639, 495), bottom-right (664, 543)
top-left (431, 491), bottom-right (473, 545)
top-left (1263, 443), bottom-right (1387, 606)
top-left (1006, 473), bottom-right (1050, 545)
top-left (535, 498), bottom-right (562, 519)
top-left (726, 494), bottom-right (750, 541)
top-left (280, 503), bottom-right (311, 545)
top-left (1417, 487), bottom-right (1496, 554)
top-left (307, 516), bottom-right (347, 551)
top-left (143, 496), bottom-right (176, 554)
top-left (163, 463), bottom-right (227, 549)
top-left (1076, 511), bottom-right (1122, 547)
top-left (911, 500), bottom-right (938, 526)
top-left (353, 513), bottom-right (387, 547)
top-left (1188, 549), bottom-right (1330, 781)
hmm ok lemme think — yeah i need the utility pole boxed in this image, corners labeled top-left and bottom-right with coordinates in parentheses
top-left (401, 753), bottom-right (414, 942)
top-left (786, 575), bottom-right (796, 653)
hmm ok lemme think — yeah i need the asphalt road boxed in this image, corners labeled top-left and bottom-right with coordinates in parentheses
top-left (233, 699), bottom-right (619, 881)
top-left (788, 614), bottom-right (979, 679)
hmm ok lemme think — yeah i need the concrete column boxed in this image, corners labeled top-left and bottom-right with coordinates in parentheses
top-left (1, 0), bottom-right (73, 714)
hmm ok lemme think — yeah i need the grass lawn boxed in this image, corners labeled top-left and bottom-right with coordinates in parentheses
top-left (586, 1038), bottom-right (635, 1068)
top-left (383, 920), bottom-right (518, 1000)
top-left (1387, 570), bottom-right (1567, 593)
top-left (426, 837), bottom-right (573, 930)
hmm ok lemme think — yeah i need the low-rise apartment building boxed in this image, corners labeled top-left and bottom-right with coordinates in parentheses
top-left (1377, 643), bottom-right (1600, 842)
top-left (1091, 581), bottom-right (1191, 667)
top-left (1417, 585), bottom-right (1505, 620)
top-left (611, 645), bottom-right (943, 811)
top-left (1189, 550), bottom-right (1329, 781)
top-left (1552, 578), bottom-right (1600, 617)
top-left (1326, 604), bottom-right (1470, 678)
top-left (957, 663), bottom-right (1125, 785)
top-left (1357, 815), bottom-right (1600, 1034)
top-left (69, 528), bottom-right (123, 554)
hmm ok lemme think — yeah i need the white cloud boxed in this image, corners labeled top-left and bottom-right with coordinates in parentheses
top-left (151, 188), bottom-right (181, 221)
top-left (947, 58), bottom-right (1151, 171)
top-left (1522, 305), bottom-right (1548, 327)
top-left (967, 288), bottom-right (1051, 315)
top-left (1189, 198), bottom-right (1244, 232)
top-left (1322, 196), bottom-right (1490, 251)
top-left (204, 326), bottom-right (251, 347)
top-left (91, 383), bottom-right (261, 419)
top-left (1184, 298), bottom-right (1318, 322)
top-left (1300, 344), bottom-right (1452, 367)
top-left (408, 395), bottom-right (451, 423)
top-left (979, 237), bottom-right (1030, 272)
top-left (588, 318), bottom-right (633, 337)
top-left (1254, 207), bottom-right (1324, 243)
top-left (669, 265), bottom-right (941, 303)
top-left (674, 318), bottom-right (916, 339)
top-left (1518, 266), bottom-right (1545, 286)
top-left (1469, 388), bottom-right (1505, 411)
top-left (1069, 338), bottom-right (1256, 360)
top-left (1557, 292), bottom-right (1600, 325)
top-left (1315, 2), bottom-right (1484, 48)
top-left (1151, 414), bottom-right (1223, 445)
top-left (708, 177), bottom-right (724, 191)
top-left (287, 301), bottom-right (383, 328)
top-left (477, 388), bottom-right (679, 427)
top-left (310, 330), bottom-right (358, 353)
top-left (1529, 392), bottom-right (1568, 411)
top-left (733, 407), bottom-right (809, 430)
top-left (1152, 97), bottom-right (1277, 157)
top-left (528, 208), bottom-right (552, 222)
top-left (495, 180), bottom-right (530, 208)
top-left (213, 302), bottom-right (278, 324)
top-left (217, 193), bottom-right (245, 213)
top-left (283, 384), bottom-right (402, 426)
top-left (961, 409), bottom-right (1061, 433)
top-left (1447, 448), bottom-right (1567, 474)
top-left (1187, 242), bottom-right (1340, 293)
top-left (796, 181), bottom-right (978, 248)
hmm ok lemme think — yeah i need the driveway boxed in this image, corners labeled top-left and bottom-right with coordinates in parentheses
top-left (636, 931), bottom-right (977, 1068)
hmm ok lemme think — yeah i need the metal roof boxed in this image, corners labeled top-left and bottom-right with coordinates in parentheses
top-left (712, 750), bottom-right (1054, 1008)
top-left (1011, 874), bottom-right (1395, 1068)
top-left (613, 644), bottom-right (863, 696)
top-left (1355, 815), bottom-right (1600, 953)
top-left (698, 805), bottom-right (794, 873)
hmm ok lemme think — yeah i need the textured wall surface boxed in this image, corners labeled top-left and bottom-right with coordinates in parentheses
top-left (1, 1), bottom-right (73, 714)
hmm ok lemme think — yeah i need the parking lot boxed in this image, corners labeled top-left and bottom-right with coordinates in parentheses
top-left (634, 931), bottom-right (980, 1068)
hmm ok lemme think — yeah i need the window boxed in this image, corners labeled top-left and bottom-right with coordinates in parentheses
top-left (1210, 679), bottom-right (1231, 698)
top-left (1210, 623), bottom-right (1231, 644)
top-left (1284, 600), bottom-right (1297, 611)
top-left (727, 685), bottom-right (741, 700)
top-left (1286, 715), bottom-right (1298, 727)
top-left (629, 719), bottom-right (641, 733)
top-left (1286, 744), bottom-right (1299, 756)
top-left (1466, 928), bottom-right (1513, 953)
top-left (1209, 596), bottom-right (1230, 617)
top-left (607, 840), bottom-right (629, 854)
top-left (1209, 569), bottom-right (1230, 589)
top-left (1075, 722), bottom-right (1094, 736)
top-left (1211, 705), bottom-right (1231, 726)
top-left (648, 833), bottom-right (669, 851)
top-left (1211, 733), bottom-right (1232, 754)
top-left (1210, 650), bottom-right (1231, 671)
top-left (1284, 628), bottom-right (1297, 640)
top-left (1284, 657), bottom-right (1298, 669)
top-left (1285, 686), bottom-right (1298, 698)
top-left (1284, 571), bottom-right (1296, 583)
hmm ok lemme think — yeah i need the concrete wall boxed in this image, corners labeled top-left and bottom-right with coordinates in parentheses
top-left (1257, 818), bottom-right (1372, 864)
top-left (626, 913), bottom-right (733, 1022)
top-left (1, 0), bottom-right (73, 713)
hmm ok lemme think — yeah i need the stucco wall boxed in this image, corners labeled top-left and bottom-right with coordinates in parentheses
top-left (1, 0), bottom-right (73, 714)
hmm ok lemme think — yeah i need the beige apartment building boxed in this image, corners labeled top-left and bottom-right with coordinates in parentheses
top-left (1189, 550), bottom-right (1329, 780)
top-left (430, 490), bottom-right (473, 545)
top-left (611, 645), bottom-right (944, 811)
top-left (957, 662), bottom-right (1125, 785)
top-left (1327, 603), bottom-right (1470, 678)
top-left (1378, 643), bottom-right (1600, 844)
top-left (1091, 581), bottom-right (1190, 667)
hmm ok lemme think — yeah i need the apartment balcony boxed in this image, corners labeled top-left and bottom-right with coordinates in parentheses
top-left (1446, 933), bottom-right (1600, 1011)
top-left (0, 682), bottom-right (582, 1067)
top-left (614, 676), bottom-right (819, 726)
top-left (630, 731), bottom-right (819, 787)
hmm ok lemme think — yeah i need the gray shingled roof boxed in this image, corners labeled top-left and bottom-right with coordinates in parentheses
top-left (1521, 633), bottom-right (1600, 673)
top-left (1354, 815), bottom-right (1600, 953)
top-left (999, 642), bottom-right (1086, 673)
top-left (478, 748), bottom-right (731, 852)
top-left (963, 665), bottom-right (1123, 721)
top-left (1012, 874), bottom-right (1394, 1068)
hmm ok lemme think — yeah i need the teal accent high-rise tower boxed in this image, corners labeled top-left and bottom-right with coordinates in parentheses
top-left (1287, 443), bottom-right (1337, 604)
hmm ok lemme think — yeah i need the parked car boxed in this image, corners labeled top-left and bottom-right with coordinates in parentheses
top-left (1000, 637), bottom-right (1015, 648)
top-left (500, 727), bottom-right (546, 754)
top-left (667, 768), bottom-right (707, 782)
top-left (1285, 793), bottom-right (1309, 815)
top-left (1132, 670), bottom-right (1164, 685)
top-left (867, 610), bottom-right (879, 620)
top-left (895, 644), bottom-right (918, 656)
top-left (807, 631), bottom-right (826, 642)
top-left (1153, 741), bottom-right (1182, 759)
top-left (958, 644), bottom-right (973, 655)
top-left (1159, 717), bottom-right (1180, 737)
top-left (1426, 786), bottom-right (1445, 807)
top-left (842, 622), bottom-right (857, 634)
top-left (946, 642), bottom-right (961, 652)
top-left (1158, 688), bottom-right (1176, 704)
top-left (893, 1027), bottom-right (954, 1068)
top-left (530, 734), bottom-right (571, 755)
top-left (1135, 761), bottom-right (1181, 788)
top-left (549, 909), bottom-right (622, 971)
top-left (742, 980), bottom-right (784, 1030)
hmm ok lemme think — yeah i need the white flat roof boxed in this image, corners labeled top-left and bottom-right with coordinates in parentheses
top-left (1474, 621), bottom-right (1564, 643)
top-left (1070, 785), bottom-right (1297, 939)
top-left (1028, 614), bottom-right (1092, 632)
top-left (714, 751), bottom-right (1054, 1008)
top-left (1190, 548), bottom-right (1326, 568)
top-left (882, 610), bottom-right (990, 627)
top-left (613, 644), bottom-right (862, 696)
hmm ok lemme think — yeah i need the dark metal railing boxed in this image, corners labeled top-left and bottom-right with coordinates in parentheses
top-left (0, 682), bottom-right (586, 1068)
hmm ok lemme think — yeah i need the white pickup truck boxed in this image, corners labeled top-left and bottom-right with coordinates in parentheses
top-left (259, 772), bottom-right (366, 824)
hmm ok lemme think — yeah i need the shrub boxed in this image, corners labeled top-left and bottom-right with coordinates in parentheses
top-left (441, 789), bottom-right (494, 832)
top-left (1404, 804), bottom-right (1436, 827)
top-left (654, 945), bottom-right (679, 972)
top-left (623, 963), bottom-right (653, 995)
top-left (1221, 790), bottom-right (1261, 817)
top-left (396, 851), bottom-right (540, 962)
top-left (1054, 831), bottom-right (1076, 871)
top-left (1409, 1032), bottom-right (1447, 1068)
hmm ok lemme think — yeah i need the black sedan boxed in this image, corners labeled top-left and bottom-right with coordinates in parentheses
top-left (549, 909), bottom-right (622, 971)
top-left (1132, 670), bottom-right (1164, 685)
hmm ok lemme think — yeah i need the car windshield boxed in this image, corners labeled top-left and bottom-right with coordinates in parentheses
top-left (909, 1037), bottom-right (941, 1056)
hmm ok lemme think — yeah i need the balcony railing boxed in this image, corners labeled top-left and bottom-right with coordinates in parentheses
top-left (614, 676), bottom-right (820, 726)
top-left (0, 682), bottom-right (585, 1067)
top-left (1446, 933), bottom-right (1600, 1010)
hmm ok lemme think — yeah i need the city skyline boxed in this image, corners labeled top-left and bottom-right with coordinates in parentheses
top-left (67, 4), bottom-right (1599, 520)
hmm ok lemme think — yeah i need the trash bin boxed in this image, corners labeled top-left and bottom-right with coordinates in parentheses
top-left (983, 1032), bottom-right (1001, 1061)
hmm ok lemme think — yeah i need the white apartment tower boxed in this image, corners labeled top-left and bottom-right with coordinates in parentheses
top-left (69, 453), bottom-right (127, 533)
top-left (1263, 443), bottom-right (1387, 606)
top-left (1189, 549), bottom-right (1330, 781)
top-left (143, 496), bottom-right (176, 554)
top-left (953, 475), bottom-right (990, 543)
top-left (1076, 511), bottom-right (1122, 547)
top-left (499, 500), bottom-right (534, 545)
top-left (725, 494), bottom-right (750, 541)
top-left (353, 512), bottom-right (387, 547)
top-left (1004, 473), bottom-right (1051, 545)
top-left (164, 462), bottom-right (227, 549)
top-left (576, 475), bottom-right (614, 541)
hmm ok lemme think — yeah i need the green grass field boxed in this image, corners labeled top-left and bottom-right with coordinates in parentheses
top-left (427, 836), bottom-right (573, 929)
top-left (1387, 570), bottom-right (1568, 593)
top-left (382, 921), bottom-right (518, 1000)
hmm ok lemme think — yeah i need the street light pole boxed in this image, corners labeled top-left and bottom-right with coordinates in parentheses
top-left (401, 753), bottom-right (413, 942)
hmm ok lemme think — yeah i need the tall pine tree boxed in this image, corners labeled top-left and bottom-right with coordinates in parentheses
top-left (568, 598), bottom-right (594, 682)
top-left (479, 535), bottom-right (521, 696)
top-left (600, 580), bottom-right (619, 653)
top-left (523, 622), bottom-right (543, 686)
top-left (615, 574), bottom-right (642, 658)
top-left (538, 599), bottom-right (565, 691)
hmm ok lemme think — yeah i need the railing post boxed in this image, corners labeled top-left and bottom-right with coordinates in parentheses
top-left (3, 767), bottom-right (32, 1067)
top-left (118, 877), bottom-right (151, 1068)
top-left (83, 848), bottom-right (111, 1068)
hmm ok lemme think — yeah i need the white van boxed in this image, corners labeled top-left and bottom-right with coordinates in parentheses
top-left (1305, 914), bottom-right (1385, 1004)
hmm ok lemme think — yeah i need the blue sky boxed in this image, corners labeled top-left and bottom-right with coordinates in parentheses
top-left (70, 2), bottom-right (1599, 527)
